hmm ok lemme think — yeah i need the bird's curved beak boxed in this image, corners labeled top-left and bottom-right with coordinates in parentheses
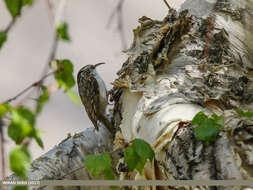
top-left (95, 62), bottom-right (106, 68)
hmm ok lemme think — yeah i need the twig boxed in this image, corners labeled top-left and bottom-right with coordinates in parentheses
top-left (106, 0), bottom-right (127, 50)
top-left (163, 0), bottom-right (171, 9)
top-left (3, 71), bottom-right (57, 104)
top-left (0, 119), bottom-right (6, 179)
top-left (40, 36), bottom-right (59, 80)
top-left (5, 0), bottom-right (66, 105)
top-left (54, 0), bottom-right (67, 27)
top-left (106, 1), bottom-right (121, 28)
top-left (39, 0), bottom-right (66, 84)
top-left (4, 18), bottom-right (17, 33)
top-left (46, 0), bottom-right (54, 26)
top-left (32, 0), bottom-right (65, 102)
top-left (3, 0), bottom-right (34, 34)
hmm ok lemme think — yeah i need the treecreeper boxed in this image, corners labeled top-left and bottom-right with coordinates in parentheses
top-left (77, 63), bottom-right (112, 131)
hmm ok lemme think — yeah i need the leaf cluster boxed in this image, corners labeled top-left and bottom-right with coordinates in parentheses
top-left (0, 3), bottom-right (79, 188)
top-left (192, 112), bottom-right (224, 143)
top-left (84, 152), bottom-right (115, 180)
top-left (124, 139), bottom-right (155, 174)
top-left (0, 102), bottom-right (44, 181)
top-left (236, 109), bottom-right (253, 118)
top-left (4, 0), bottom-right (33, 18)
top-left (57, 23), bottom-right (71, 41)
top-left (84, 139), bottom-right (155, 189)
top-left (53, 59), bottom-right (81, 105)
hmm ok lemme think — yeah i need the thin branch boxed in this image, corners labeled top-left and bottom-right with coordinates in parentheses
top-left (0, 120), bottom-right (6, 180)
top-left (117, 1), bottom-right (127, 50)
top-left (40, 36), bottom-right (59, 80)
top-left (106, 0), bottom-right (127, 50)
top-left (163, 0), bottom-right (171, 9)
top-left (106, 2), bottom-right (121, 28)
top-left (2, 1), bottom-right (34, 34)
top-left (4, 18), bottom-right (17, 33)
top-left (46, 0), bottom-right (55, 26)
top-left (3, 71), bottom-right (57, 104)
top-left (3, 0), bottom-right (66, 105)
top-left (39, 0), bottom-right (66, 84)
top-left (54, 0), bottom-right (67, 27)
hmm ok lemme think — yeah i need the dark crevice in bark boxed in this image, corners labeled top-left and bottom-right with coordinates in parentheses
top-left (211, 143), bottom-right (218, 180)
top-left (166, 151), bottom-right (185, 179)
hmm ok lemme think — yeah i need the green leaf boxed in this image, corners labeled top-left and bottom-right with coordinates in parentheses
top-left (0, 104), bottom-right (8, 118)
top-left (54, 59), bottom-right (75, 92)
top-left (104, 168), bottom-right (115, 180)
top-left (133, 139), bottom-right (155, 161)
top-left (124, 146), bottom-right (138, 171)
top-left (13, 186), bottom-right (28, 190)
top-left (21, 0), bottom-right (33, 6)
top-left (135, 157), bottom-right (146, 175)
top-left (124, 139), bottom-right (155, 175)
top-left (236, 109), bottom-right (253, 118)
top-left (17, 107), bottom-right (35, 126)
top-left (84, 152), bottom-right (112, 179)
top-left (34, 135), bottom-right (44, 149)
top-left (192, 111), bottom-right (208, 125)
top-left (8, 106), bottom-right (44, 148)
top-left (104, 168), bottom-right (117, 190)
top-left (66, 90), bottom-right (82, 105)
top-left (193, 112), bottom-right (223, 143)
top-left (4, 0), bottom-right (22, 18)
top-left (211, 114), bottom-right (224, 126)
top-left (56, 23), bottom-right (71, 41)
top-left (8, 108), bottom-right (35, 144)
top-left (36, 86), bottom-right (50, 114)
top-left (194, 118), bottom-right (221, 142)
top-left (10, 146), bottom-right (30, 178)
top-left (33, 129), bottom-right (44, 149)
top-left (0, 32), bottom-right (7, 49)
top-left (110, 186), bottom-right (118, 190)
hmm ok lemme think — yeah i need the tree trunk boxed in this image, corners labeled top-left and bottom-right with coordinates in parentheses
top-left (6, 0), bottom-right (253, 189)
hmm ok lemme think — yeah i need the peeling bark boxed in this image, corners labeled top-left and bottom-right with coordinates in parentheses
top-left (6, 126), bottom-right (114, 190)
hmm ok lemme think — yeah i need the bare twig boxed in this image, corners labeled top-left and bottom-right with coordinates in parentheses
top-left (3, 71), bottom-right (57, 104)
top-left (2, 0), bottom-right (67, 105)
top-left (39, 0), bottom-right (66, 84)
top-left (4, 18), bottom-right (17, 33)
top-left (163, 0), bottom-right (171, 9)
top-left (40, 36), bottom-right (59, 80)
top-left (2, 1), bottom-right (35, 34)
top-left (30, 0), bottom-right (65, 103)
top-left (46, 0), bottom-right (54, 26)
top-left (106, 0), bottom-right (127, 50)
top-left (55, 0), bottom-right (67, 27)
top-left (3, 0), bottom-right (67, 105)
top-left (0, 119), bottom-right (6, 179)
top-left (106, 1), bottom-right (122, 28)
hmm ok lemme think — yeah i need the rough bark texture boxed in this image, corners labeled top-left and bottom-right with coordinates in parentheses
top-left (5, 0), bottom-right (253, 190)
top-left (6, 126), bottom-right (114, 190)
top-left (110, 0), bottom-right (253, 188)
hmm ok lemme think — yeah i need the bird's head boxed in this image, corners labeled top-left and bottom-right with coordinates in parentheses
top-left (77, 62), bottom-right (105, 80)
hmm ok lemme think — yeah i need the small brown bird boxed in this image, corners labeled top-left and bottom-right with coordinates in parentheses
top-left (77, 63), bottom-right (111, 131)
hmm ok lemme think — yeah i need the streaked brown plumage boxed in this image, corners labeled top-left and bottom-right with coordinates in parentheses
top-left (77, 63), bottom-right (111, 131)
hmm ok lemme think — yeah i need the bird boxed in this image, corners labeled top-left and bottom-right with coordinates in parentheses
top-left (77, 63), bottom-right (111, 131)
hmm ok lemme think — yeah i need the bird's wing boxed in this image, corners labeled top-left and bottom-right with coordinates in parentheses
top-left (78, 73), bottom-right (100, 130)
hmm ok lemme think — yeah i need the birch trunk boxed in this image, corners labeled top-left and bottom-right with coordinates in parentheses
top-left (5, 0), bottom-right (253, 189)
